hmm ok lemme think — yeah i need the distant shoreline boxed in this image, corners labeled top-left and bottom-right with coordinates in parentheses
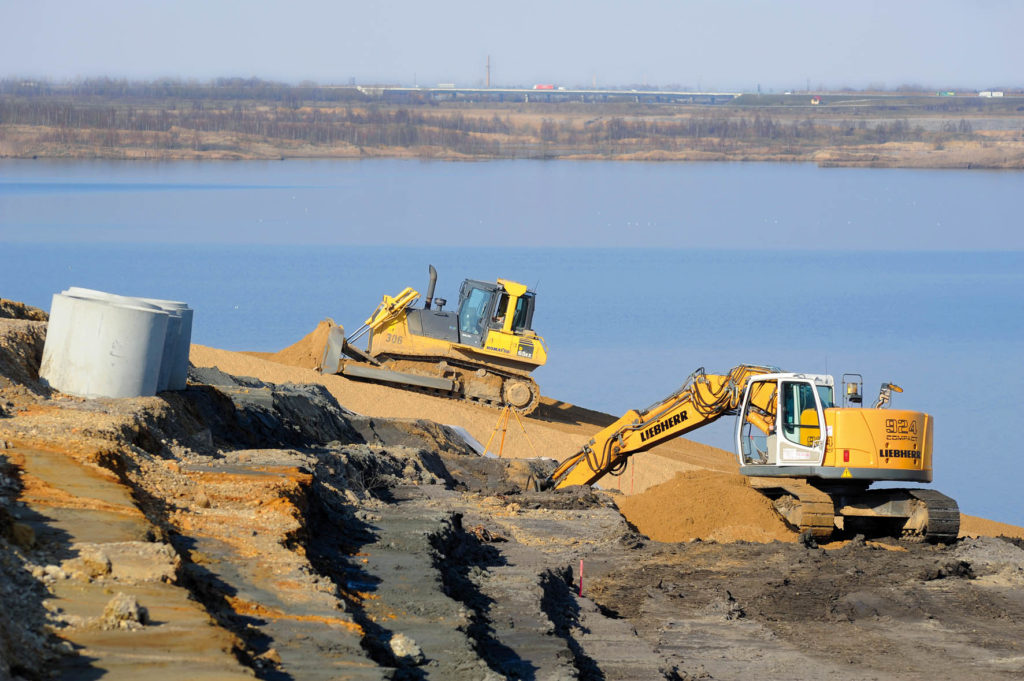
top-left (4, 135), bottom-right (1022, 169)
top-left (3, 92), bottom-right (1023, 169)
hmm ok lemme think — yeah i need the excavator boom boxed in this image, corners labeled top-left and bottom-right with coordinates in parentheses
top-left (549, 365), bottom-right (775, 488)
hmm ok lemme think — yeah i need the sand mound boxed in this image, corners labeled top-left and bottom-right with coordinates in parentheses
top-left (615, 470), bottom-right (796, 543)
top-left (264, 319), bottom-right (335, 370)
top-left (960, 514), bottom-right (1024, 540)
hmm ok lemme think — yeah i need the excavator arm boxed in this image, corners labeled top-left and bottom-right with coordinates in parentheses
top-left (548, 365), bottom-right (776, 489)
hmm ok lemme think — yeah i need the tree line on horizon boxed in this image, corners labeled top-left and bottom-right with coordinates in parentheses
top-left (0, 80), bottom-right (980, 157)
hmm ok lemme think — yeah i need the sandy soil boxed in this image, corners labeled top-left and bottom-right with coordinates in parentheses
top-left (615, 470), bottom-right (796, 543)
top-left (192, 323), bottom-right (735, 499)
top-left (960, 514), bottom-right (1024, 540)
top-left (193, 325), bottom-right (1024, 546)
top-left (4, 311), bottom-right (1024, 680)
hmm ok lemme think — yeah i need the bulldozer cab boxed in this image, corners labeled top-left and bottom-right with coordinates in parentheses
top-left (736, 373), bottom-right (832, 467)
top-left (457, 279), bottom-right (535, 348)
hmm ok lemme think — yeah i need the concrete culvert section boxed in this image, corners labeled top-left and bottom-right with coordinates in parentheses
top-left (39, 288), bottom-right (193, 398)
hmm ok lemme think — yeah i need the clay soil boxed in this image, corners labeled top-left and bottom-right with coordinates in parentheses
top-left (2, 310), bottom-right (1024, 680)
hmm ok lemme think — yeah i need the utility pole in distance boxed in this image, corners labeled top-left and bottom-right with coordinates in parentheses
top-left (486, 55), bottom-right (491, 88)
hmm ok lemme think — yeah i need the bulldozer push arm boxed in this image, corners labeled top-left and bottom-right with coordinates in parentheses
top-left (548, 365), bottom-right (776, 489)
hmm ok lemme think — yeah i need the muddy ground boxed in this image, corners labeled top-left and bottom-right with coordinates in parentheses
top-left (1, 308), bottom-right (1023, 680)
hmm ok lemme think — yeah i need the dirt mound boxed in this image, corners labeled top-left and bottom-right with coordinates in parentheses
top-left (0, 299), bottom-right (48, 322)
top-left (960, 514), bottom-right (1024, 540)
top-left (0, 319), bottom-right (49, 398)
top-left (263, 319), bottom-right (335, 371)
top-left (615, 470), bottom-right (796, 543)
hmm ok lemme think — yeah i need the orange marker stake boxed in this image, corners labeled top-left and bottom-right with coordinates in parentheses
top-left (579, 559), bottom-right (584, 596)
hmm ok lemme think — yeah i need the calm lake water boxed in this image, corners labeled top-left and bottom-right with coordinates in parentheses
top-left (1, 159), bottom-right (1022, 525)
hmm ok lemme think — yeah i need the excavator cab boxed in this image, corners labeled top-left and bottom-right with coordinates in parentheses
top-left (737, 373), bottom-right (832, 467)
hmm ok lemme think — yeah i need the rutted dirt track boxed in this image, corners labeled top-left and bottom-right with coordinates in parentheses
top-left (1, 309), bottom-right (1024, 680)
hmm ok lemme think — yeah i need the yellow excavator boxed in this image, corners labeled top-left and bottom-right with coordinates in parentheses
top-left (319, 266), bottom-right (547, 414)
top-left (548, 365), bottom-right (959, 542)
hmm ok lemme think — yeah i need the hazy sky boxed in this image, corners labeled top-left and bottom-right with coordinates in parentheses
top-left (3, 0), bottom-right (1022, 90)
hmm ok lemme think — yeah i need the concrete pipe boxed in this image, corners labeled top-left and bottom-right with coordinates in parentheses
top-left (63, 288), bottom-right (193, 392)
top-left (139, 297), bottom-right (193, 391)
top-left (40, 290), bottom-right (173, 399)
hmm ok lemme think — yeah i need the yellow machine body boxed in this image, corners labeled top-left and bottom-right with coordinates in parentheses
top-left (822, 408), bottom-right (933, 478)
top-left (548, 365), bottom-right (956, 541)
top-left (366, 281), bottom-right (547, 375)
top-left (320, 267), bottom-right (547, 413)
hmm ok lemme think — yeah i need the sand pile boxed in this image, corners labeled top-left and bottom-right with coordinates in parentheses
top-left (960, 514), bottom-right (1024, 540)
top-left (615, 470), bottom-right (796, 543)
top-left (260, 319), bottom-right (335, 371)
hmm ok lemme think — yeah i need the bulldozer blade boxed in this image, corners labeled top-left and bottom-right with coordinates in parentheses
top-left (319, 322), bottom-right (346, 374)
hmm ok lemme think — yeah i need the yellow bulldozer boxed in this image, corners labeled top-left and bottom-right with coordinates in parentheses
top-left (319, 266), bottom-right (548, 413)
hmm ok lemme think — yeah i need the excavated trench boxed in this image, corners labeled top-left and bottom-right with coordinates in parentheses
top-left (64, 366), bottom-right (671, 681)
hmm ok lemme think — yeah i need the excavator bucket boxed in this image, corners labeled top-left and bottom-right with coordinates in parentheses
top-left (318, 321), bottom-right (347, 375)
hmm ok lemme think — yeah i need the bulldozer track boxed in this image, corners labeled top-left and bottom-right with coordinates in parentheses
top-left (374, 354), bottom-right (541, 415)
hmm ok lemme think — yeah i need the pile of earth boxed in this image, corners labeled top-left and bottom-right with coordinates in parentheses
top-left (251, 318), bottom-right (334, 370)
top-left (615, 470), bottom-right (797, 543)
top-left (0, 299), bottom-right (48, 322)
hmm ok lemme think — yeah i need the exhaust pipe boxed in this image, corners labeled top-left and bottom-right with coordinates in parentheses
top-left (424, 264), bottom-right (437, 309)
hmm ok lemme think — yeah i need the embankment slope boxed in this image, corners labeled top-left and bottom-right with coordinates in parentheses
top-left (193, 321), bottom-right (1024, 542)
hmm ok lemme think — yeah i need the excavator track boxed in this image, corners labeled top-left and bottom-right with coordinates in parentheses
top-left (367, 355), bottom-right (541, 415)
top-left (828, 486), bottom-right (960, 544)
top-left (748, 480), bottom-right (960, 543)
top-left (903, 489), bottom-right (961, 543)
top-left (747, 478), bottom-right (836, 539)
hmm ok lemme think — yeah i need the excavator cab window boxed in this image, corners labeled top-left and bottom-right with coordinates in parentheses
top-left (781, 381), bottom-right (822, 448)
top-left (739, 380), bottom-right (777, 465)
top-left (816, 385), bottom-right (835, 409)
